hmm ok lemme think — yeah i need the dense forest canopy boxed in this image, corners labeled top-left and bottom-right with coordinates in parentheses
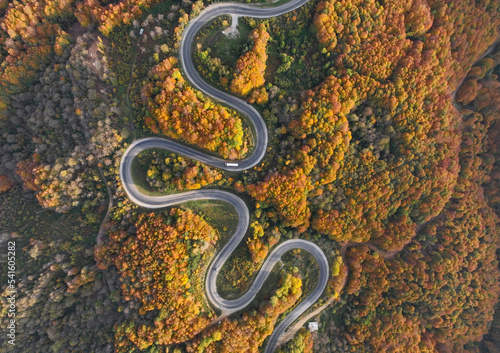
top-left (0, 0), bottom-right (499, 352)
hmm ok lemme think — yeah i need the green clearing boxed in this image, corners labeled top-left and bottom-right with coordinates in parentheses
top-left (217, 243), bottom-right (258, 299)
top-left (242, 257), bottom-right (285, 305)
top-left (196, 18), bottom-right (253, 69)
top-left (181, 199), bottom-right (240, 243)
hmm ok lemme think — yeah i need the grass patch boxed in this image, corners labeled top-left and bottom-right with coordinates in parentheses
top-left (265, 52), bottom-right (282, 84)
top-left (282, 249), bottom-right (320, 298)
top-left (242, 258), bottom-right (285, 308)
top-left (196, 19), bottom-right (253, 68)
top-left (181, 199), bottom-right (239, 243)
top-left (217, 244), bottom-right (257, 299)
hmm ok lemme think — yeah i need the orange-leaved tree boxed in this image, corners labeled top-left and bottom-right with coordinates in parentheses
top-left (230, 24), bottom-right (270, 97)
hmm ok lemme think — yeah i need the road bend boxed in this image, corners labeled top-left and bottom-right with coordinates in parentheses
top-left (120, 1), bottom-right (330, 352)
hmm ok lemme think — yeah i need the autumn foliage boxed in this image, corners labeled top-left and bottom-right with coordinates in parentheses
top-left (95, 209), bottom-right (218, 351)
top-left (276, 328), bottom-right (313, 353)
top-left (230, 24), bottom-right (269, 97)
top-left (16, 159), bottom-right (40, 192)
top-left (142, 57), bottom-right (247, 159)
top-left (314, 0), bottom-right (411, 80)
top-left (317, 46), bottom-right (500, 353)
top-left (296, 0), bottom-right (500, 252)
top-left (247, 167), bottom-right (312, 230)
top-left (75, 0), bottom-right (162, 36)
top-left (1, 0), bottom-right (499, 350)
top-left (239, 1), bottom-right (500, 350)
top-left (0, 0), bottom-right (72, 111)
top-left (0, 175), bottom-right (13, 193)
top-left (186, 272), bottom-right (302, 353)
top-left (141, 151), bottom-right (223, 192)
top-left (16, 153), bottom-right (103, 213)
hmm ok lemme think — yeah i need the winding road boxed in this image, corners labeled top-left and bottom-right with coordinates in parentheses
top-left (117, 1), bottom-right (500, 351)
top-left (119, 1), bottom-right (329, 352)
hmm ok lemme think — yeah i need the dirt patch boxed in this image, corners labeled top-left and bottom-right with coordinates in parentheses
top-left (222, 14), bottom-right (240, 39)
top-left (82, 34), bottom-right (112, 101)
top-left (266, 54), bottom-right (281, 84)
top-left (66, 24), bottom-right (106, 79)
top-left (68, 22), bottom-right (89, 41)
top-left (88, 38), bottom-right (105, 76)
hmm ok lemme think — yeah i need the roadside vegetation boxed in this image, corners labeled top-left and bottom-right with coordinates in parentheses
top-left (0, 0), bottom-right (499, 352)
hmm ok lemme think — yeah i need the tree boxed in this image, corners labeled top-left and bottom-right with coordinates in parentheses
top-left (230, 24), bottom-right (270, 96)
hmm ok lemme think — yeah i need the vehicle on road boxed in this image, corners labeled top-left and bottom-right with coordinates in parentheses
top-left (118, 2), bottom-right (329, 352)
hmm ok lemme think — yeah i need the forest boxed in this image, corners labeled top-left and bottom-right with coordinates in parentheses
top-left (0, 0), bottom-right (499, 352)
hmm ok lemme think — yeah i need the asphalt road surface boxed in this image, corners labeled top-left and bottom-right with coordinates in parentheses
top-left (120, 1), bottom-right (330, 351)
